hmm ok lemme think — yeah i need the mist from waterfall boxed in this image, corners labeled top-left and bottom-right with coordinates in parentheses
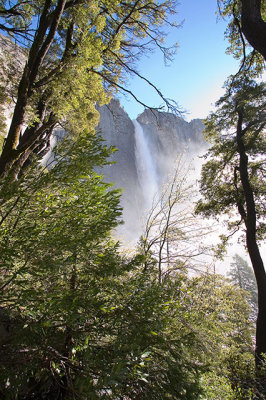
top-left (133, 119), bottom-right (158, 210)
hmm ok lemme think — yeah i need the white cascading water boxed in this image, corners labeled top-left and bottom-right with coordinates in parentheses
top-left (133, 119), bottom-right (158, 209)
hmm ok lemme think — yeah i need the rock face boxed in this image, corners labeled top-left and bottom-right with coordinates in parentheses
top-left (0, 34), bottom-right (26, 136)
top-left (97, 100), bottom-right (206, 241)
top-left (97, 100), bottom-right (144, 240)
top-left (136, 109), bottom-right (205, 186)
top-left (97, 99), bottom-right (138, 193)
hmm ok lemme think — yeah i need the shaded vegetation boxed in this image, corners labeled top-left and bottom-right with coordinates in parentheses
top-left (0, 130), bottom-right (259, 399)
top-left (0, 0), bottom-right (265, 398)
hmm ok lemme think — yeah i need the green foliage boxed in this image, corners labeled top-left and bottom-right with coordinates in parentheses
top-left (0, 133), bottom-right (4, 151)
top-left (0, 2), bottom-right (261, 397)
top-left (196, 78), bottom-right (266, 243)
top-left (228, 254), bottom-right (258, 320)
top-left (196, 71), bottom-right (265, 384)
top-left (193, 274), bottom-right (256, 400)
top-left (0, 132), bottom-right (122, 397)
top-left (217, 0), bottom-right (265, 77)
top-left (0, 131), bottom-right (256, 398)
top-left (0, 0), bottom-right (179, 177)
top-left (178, 273), bottom-right (254, 399)
top-left (0, 133), bottom-right (205, 399)
top-left (201, 372), bottom-right (236, 399)
top-left (201, 355), bottom-right (266, 400)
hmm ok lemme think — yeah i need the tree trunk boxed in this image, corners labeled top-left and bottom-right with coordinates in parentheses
top-left (0, 0), bottom-right (66, 178)
top-left (241, 0), bottom-right (266, 60)
top-left (236, 110), bottom-right (266, 371)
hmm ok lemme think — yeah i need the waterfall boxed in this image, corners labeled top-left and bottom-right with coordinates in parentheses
top-left (133, 119), bottom-right (158, 209)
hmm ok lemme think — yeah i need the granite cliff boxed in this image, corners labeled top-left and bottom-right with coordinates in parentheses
top-left (97, 100), bottom-right (206, 240)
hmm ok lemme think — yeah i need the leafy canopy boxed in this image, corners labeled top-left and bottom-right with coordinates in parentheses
top-left (0, 129), bottom-right (255, 399)
top-left (217, 0), bottom-right (265, 77)
top-left (228, 254), bottom-right (258, 321)
top-left (196, 77), bottom-right (266, 244)
top-left (0, 0), bottom-right (179, 178)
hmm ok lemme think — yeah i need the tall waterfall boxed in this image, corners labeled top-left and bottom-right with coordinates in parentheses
top-left (133, 119), bottom-right (158, 209)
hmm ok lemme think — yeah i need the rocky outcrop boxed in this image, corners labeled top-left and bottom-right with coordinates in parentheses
top-left (98, 101), bottom-right (206, 186)
top-left (97, 99), bottom-right (138, 191)
top-left (136, 109), bottom-right (206, 186)
top-left (0, 34), bottom-right (26, 136)
top-left (97, 100), bottom-right (144, 240)
top-left (137, 109), bottom-right (205, 146)
top-left (97, 100), bottom-right (206, 241)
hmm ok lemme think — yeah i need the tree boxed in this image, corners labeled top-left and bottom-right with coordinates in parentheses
top-left (240, 0), bottom-right (266, 60)
top-left (0, 131), bottom-right (121, 398)
top-left (139, 156), bottom-right (213, 282)
top-left (217, 0), bottom-right (266, 72)
top-left (177, 272), bottom-right (254, 400)
top-left (139, 158), bottom-right (214, 283)
top-left (0, 128), bottom-right (256, 399)
top-left (0, 0), bottom-right (179, 179)
top-left (228, 254), bottom-right (258, 321)
top-left (196, 78), bottom-right (266, 371)
top-left (0, 131), bottom-right (208, 399)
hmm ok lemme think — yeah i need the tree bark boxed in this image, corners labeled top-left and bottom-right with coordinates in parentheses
top-left (240, 0), bottom-right (266, 60)
top-left (0, 0), bottom-right (66, 178)
top-left (236, 109), bottom-right (266, 370)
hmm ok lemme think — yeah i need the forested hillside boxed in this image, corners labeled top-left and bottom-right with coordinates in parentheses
top-left (0, 0), bottom-right (265, 398)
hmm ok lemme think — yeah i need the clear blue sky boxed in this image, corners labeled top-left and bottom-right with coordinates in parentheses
top-left (118, 0), bottom-right (239, 121)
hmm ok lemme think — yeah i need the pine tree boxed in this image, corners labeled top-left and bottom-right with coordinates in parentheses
top-left (228, 254), bottom-right (258, 320)
top-left (196, 77), bottom-right (266, 371)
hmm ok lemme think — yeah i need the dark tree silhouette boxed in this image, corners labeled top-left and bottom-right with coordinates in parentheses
top-left (196, 78), bottom-right (266, 372)
top-left (240, 0), bottom-right (266, 60)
